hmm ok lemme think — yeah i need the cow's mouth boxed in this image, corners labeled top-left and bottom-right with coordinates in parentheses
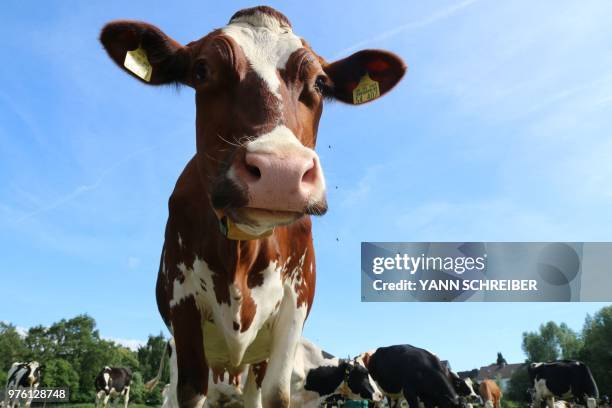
top-left (214, 201), bottom-right (327, 240)
top-left (210, 174), bottom-right (328, 239)
top-left (227, 207), bottom-right (303, 229)
top-left (227, 200), bottom-right (327, 223)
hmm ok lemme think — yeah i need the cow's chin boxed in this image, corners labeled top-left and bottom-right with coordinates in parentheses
top-left (224, 207), bottom-right (301, 233)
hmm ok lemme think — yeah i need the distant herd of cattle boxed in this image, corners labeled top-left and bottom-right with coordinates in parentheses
top-left (2, 342), bottom-right (605, 408)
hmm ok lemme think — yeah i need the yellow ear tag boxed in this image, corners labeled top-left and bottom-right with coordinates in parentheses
top-left (124, 46), bottom-right (152, 82)
top-left (352, 73), bottom-right (380, 104)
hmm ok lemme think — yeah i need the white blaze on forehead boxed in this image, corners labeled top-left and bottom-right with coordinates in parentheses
top-left (222, 11), bottom-right (303, 98)
top-left (246, 124), bottom-right (303, 152)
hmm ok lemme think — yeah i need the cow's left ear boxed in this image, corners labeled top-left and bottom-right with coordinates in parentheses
top-left (361, 352), bottom-right (371, 368)
top-left (100, 20), bottom-right (191, 85)
top-left (323, 50), bottom-right (406, 105)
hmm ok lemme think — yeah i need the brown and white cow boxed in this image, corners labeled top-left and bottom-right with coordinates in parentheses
top-left (479, 380), bottom-right (502, 408)
top-left (101, 6), bottom-right (405, 407)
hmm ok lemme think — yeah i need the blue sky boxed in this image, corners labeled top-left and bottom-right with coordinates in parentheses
top-left (1, 0), bottom-right (611, 371)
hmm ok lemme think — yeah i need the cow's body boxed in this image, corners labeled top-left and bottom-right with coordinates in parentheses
top-left (3, 362), bottom-right (41, 408)
top-left (101, 6), bottom-right (405, 407)
top-left (94, 367), bottom-right (132, 408)
top-left (528, 361), bottom-right (599, 408)
top-left (358, 345), bottom-right (462, 408)
top-left (157, 159), bottom-right (315, 408)
top-left (478, 380), bottom-right (501, 408)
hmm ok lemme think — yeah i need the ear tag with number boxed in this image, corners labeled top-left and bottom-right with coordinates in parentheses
top-left (124, 46), bottom-right (152, 82)
top-left (352, 73), bottom-right (380, 104)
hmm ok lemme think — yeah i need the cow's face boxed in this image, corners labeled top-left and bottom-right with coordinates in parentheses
top-left (344, 362), bottom-right (383, 402)
top-left (24, 361), bottom-right (42, 387)
top-left (101, 6), bottom-right (405, 236)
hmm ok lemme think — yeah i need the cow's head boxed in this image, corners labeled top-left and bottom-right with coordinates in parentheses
top-left (342, 361), bottom-right (383, 402)
top-left (305, 360), bottom-right (383, 402)
top-left (450, 372), bottom-right (480, 402)
top-left (28, 361), bottom-right (42, 386)
top-left (101, 6), bottom-right (405, 238)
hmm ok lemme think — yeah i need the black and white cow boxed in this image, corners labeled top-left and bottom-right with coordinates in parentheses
top-left (290, 338), bottom-right (383, 407)
top-left (528, 361), bottom-right (599, 408)
top-left (3, 362), bottom-right (42, 408)
top-left (357, 345), bottom-right (464, 408)
top-left (94, 367), bottom-right (132, 408)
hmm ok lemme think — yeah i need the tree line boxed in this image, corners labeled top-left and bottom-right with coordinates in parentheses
top-left (506, 305), bottom-right (612, 402)
top-left (0, 315), bottom-right (169, 404)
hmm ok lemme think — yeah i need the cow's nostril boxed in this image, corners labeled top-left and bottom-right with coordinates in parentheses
top-left (301, 159), bottom-right (317, 184)
top-left (246, 163), bottom-right (261, 179)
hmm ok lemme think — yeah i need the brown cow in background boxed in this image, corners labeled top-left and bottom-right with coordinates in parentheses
top-left (479, 380), bottom-right (502, 408)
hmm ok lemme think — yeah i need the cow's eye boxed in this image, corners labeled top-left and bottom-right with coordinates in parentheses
top-left (314, 75), bottom-right (329, 94)
top-left (194, 60), bottom-right (208, 83)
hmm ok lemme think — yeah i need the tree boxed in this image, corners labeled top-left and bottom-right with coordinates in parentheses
top-left (112, 346), bottom-right (140, 370)
top-left (137, 333), bottom-right (169, 405)
top-left (42, 358), bottom-right (80, 397)
top-left (522, 321), bottom-right (582, 362)
top-left (556, 323), bottom-right (583, 359)
top-left (497, 352), bottom-right (508, 367)
top-left (506, 364), bottom-right (531, 402)
top-left (0, 322), bottom-right (27, 386)
top-left (129, 371), bottom-right (146, 404)
top-left (580, 306), bottom-right (612, 397)
top-left (24, 325), bottom-right (54, 361)
top-left (21, 314), bottom-right (139, 403)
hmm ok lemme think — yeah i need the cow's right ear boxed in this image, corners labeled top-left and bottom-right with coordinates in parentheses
top-left (100, 20), bottom-right (191, 86)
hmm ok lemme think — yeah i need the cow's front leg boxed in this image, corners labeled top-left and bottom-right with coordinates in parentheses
top-left (95, 390), bottom-right (105, 408)
top-left (103, 392), bottom-right (110, 408)
top-left (172, 298), bottom-right (208, 408)
top-left (123, 387), bottom-right (130, 408)
top-left (261, 288), bottom-right (307, 408)
top-left (243, 362), bottom-right (267, 408)
top-left (24, 389), bottom-right (34, 408)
